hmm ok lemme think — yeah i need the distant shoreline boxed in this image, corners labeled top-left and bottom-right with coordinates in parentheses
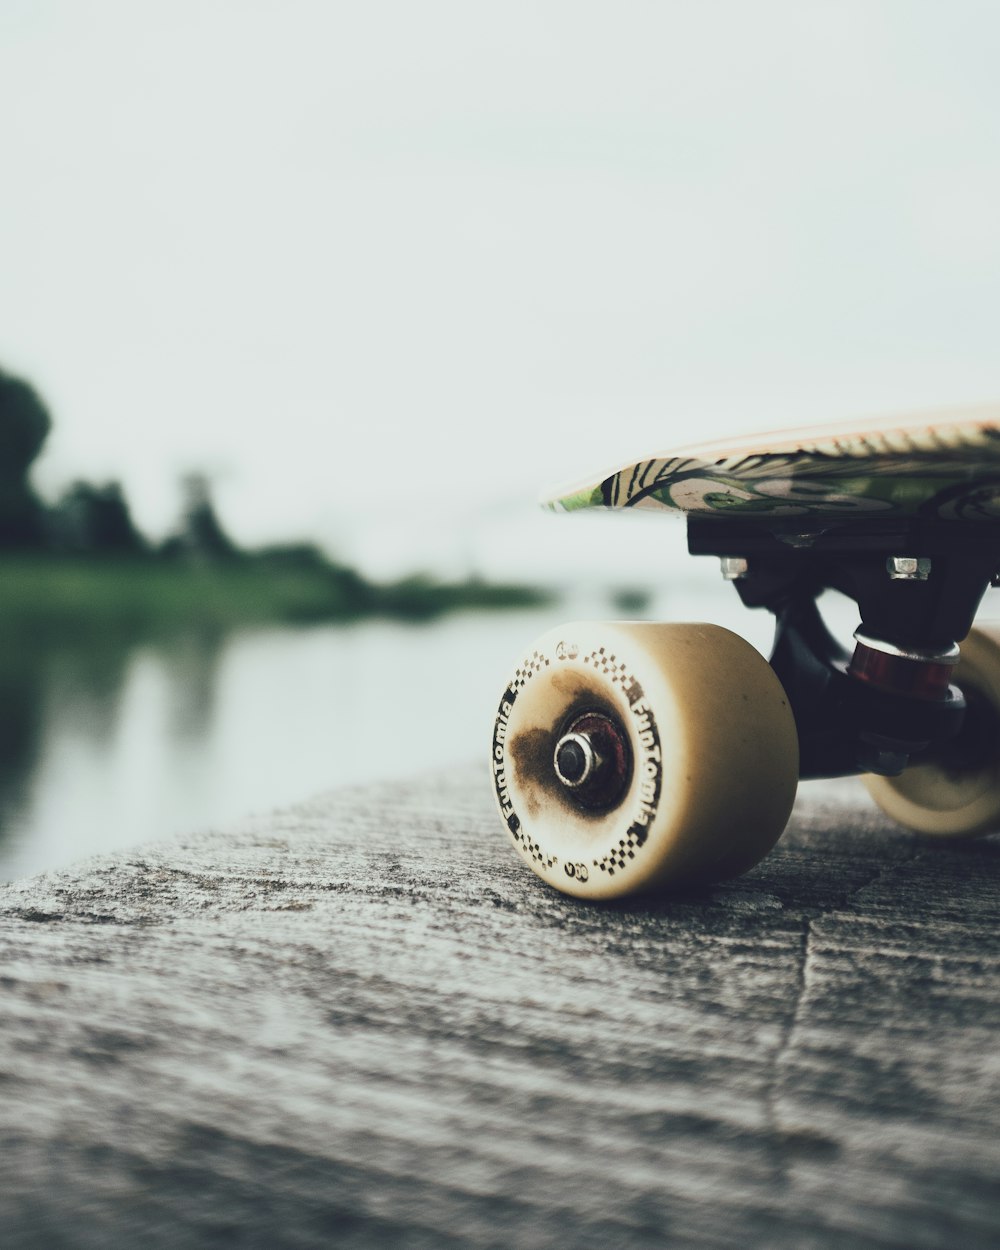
top-left (0, 555), bottom-right (554, 642)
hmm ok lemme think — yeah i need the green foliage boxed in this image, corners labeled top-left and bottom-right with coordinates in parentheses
top-left (161, 472), bottom-right (240, 563)
top-left (0, 362), bottom-right (553, 629)
top-left (0, 369), bottom-right (52, 549)
top-left (0, 557), bottom-right (554, 644)
top-left (50, 481), bottom-right (148, 556)
top-left (377, 574), bottom-right (550, 620)
top-left (611, 587), bottom-right (652, 614)
top-left (0, 370), bottom-right (50, 481)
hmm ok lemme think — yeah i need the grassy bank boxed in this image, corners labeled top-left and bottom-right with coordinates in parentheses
top-left (0, 556), bottom-right (554, 643)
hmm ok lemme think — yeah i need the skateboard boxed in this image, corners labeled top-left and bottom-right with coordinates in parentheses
top-left (491, 405), bottom-right (1000, 899)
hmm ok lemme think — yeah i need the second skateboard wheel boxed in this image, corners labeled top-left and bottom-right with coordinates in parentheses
top-left (865, 623), bottom-right (1000, 837)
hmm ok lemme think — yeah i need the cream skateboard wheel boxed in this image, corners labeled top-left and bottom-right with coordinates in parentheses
top-left (865, 623), bottom-right (1000, 837)
top-left (490, 621), bottom-right (799, 899)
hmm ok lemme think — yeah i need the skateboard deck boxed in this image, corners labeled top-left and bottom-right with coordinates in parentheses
top-left (544, 406), bottom-right (1000, 523)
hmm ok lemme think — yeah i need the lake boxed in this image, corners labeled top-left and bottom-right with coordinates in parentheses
top-left (0, 607), bottom-right (545, 880)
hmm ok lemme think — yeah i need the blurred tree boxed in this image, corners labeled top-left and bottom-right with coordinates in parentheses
top-left (50, 481), bottom-right (147, 555)
top-left (0, 368), bottom-right (52, 548)
top-left (161, 473), bottom-right (240, 563)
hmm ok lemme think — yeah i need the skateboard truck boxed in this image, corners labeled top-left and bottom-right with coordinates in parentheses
top-left (688, 516), bottom-right (999, 779)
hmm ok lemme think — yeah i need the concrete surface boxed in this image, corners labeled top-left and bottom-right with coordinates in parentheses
top-left (1, 767), bottom-right (998, 1248)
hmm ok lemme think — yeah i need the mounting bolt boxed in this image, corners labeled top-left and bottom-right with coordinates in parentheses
top-left (720, 556), bottom-right (749, 581)
top-left (887, 556), bottom-right (931, 581)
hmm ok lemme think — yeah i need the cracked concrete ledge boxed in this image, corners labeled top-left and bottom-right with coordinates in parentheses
top-left (1, 768), bottom-right (998, 1249)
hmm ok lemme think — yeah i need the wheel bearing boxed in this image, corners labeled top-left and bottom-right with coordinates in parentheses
top-left (552, 709), bottom-right (632, 811)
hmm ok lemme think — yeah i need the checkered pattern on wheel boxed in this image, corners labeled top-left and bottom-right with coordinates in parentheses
top-left (511, 823), bottom-right (557, 869)
top-left (594, 828), bottom-right (643, 876)
top-left (583, 647), bottom-right (630, 690)
top-left (510, 649), bottom-right (550, 692)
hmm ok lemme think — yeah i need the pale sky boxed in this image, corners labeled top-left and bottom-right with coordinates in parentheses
top-left (3, 0), bottom-right (1000, 578)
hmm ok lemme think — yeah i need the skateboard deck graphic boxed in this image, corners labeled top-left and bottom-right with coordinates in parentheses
top-left (544, 406), bottom-right (1000, 523)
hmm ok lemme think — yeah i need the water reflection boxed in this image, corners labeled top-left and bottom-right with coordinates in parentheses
top-left (0, 632), bottom-right (228, 881)
top-left (164, 633), bottom-right (224, 742)
top-left (0, 611), bottom-right (564, 882)
top-left (0, 647), bottom-right (45, 832)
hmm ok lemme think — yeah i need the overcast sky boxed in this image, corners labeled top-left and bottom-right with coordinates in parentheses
top-left (3, 1), bottom-right (1000, 578)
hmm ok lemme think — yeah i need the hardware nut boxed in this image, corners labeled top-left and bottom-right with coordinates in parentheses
top-left (720, 556), bottom-right (749, 581)
top-left (887, 556), bottom-right (931, 581)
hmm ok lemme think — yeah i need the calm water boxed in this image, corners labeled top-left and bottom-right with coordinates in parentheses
top-left (0, 584), bottom-right (898, 882)
top-left (0, 608), bottom-right (564, 881)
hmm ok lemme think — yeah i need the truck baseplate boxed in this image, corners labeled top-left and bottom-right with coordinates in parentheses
top-left (687, 516), bottom-right (1000, 779)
